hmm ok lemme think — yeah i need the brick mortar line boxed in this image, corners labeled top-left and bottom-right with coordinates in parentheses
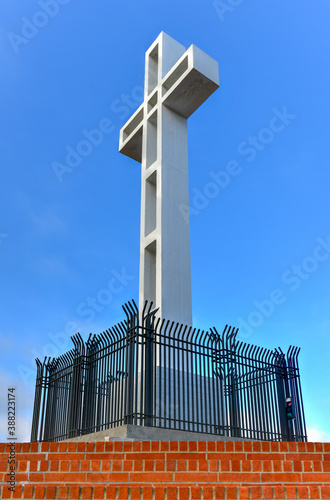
top-left (2, 466), bottom-right (330, 476)
top-left (7, 473), bottom-right (330, 484)
top-left (1, 484), bottom-right (330, 500)
top-left (4, 459), bottom-right (330, 472)
top-left (1, 448), bottom-right (330, 456)
top-left (1, 441), bottom-right (330, 452)
top-left (4, 471), bottom-right (330, 484)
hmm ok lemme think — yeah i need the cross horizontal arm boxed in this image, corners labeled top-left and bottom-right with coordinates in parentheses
top-left (162, 44), bottom-right (219, 119)
top-left (118, 44), bottom-right (219, 163)
top-left (119, 103), bottom-right (144, 163)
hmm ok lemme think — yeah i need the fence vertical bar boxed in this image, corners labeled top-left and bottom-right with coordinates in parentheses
top-left (144, 302), bottom-right (155, 427)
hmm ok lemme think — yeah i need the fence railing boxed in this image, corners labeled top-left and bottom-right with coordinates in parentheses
top-left (31, 301), bottom-right (307, 442)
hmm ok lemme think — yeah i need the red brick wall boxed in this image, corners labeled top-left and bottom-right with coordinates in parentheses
top-left (1, 440), bottom-right (330, 499)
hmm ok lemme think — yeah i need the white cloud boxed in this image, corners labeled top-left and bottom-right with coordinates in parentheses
top-left (0, 372), bottom-right (34, 443)
top-left (29, 255), bottom-right (70, 276)
top-left (30, 210), bottom-right (67, 236)
top-left (307, 426), bottom-right (330, 443)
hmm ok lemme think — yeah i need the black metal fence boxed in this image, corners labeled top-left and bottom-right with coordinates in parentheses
top-left (31, 301), bottom-right (307, 442)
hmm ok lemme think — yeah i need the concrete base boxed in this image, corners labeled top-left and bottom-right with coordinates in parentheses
top-left (64, 425), bottom-right (252, 442)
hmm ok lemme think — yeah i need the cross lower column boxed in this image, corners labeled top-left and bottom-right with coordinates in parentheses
top-left (119, 32), bottom-right (219, 325)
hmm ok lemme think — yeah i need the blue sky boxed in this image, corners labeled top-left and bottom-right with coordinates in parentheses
top-left (1, 0), bottom-right (330, 442)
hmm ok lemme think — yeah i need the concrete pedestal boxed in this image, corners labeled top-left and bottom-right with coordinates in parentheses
top-left (65, 424), bottom-right (251, 442)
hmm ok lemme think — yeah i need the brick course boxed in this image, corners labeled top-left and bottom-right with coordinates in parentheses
top-left (0, 441), bottom-right (329, 499)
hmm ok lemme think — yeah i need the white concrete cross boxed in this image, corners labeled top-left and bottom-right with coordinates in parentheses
top-left (119, 32), bottom-right (219, 325)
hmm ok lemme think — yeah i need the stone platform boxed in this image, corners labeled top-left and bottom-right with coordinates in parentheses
top-left (64, 424), bottom-right (250, 442)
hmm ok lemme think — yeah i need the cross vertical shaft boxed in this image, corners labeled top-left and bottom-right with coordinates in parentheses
top-left (119, 32), bottom-right (219, 324)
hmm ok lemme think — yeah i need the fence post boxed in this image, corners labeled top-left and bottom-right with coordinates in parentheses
top-left (143, 303), bottom-right (155, 427)
top-left (287, 346), bottom-right (307, 442)
top-left (67, 334), bottom-right (85, 438)
top-left (282, 355), bottom-right (294, 442)
top-left (227, 329), bottom-right (240, 438)
top-left (30, 359), bottom-right (44, 442)
top-left (274, 350), bottom-right (289, 441)
top-left (43, 361), bottom-right (56, 441)
top-left (284, 379), bottom-right (294, 442)
top-left (123, 302), bottom-right (138, 425)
